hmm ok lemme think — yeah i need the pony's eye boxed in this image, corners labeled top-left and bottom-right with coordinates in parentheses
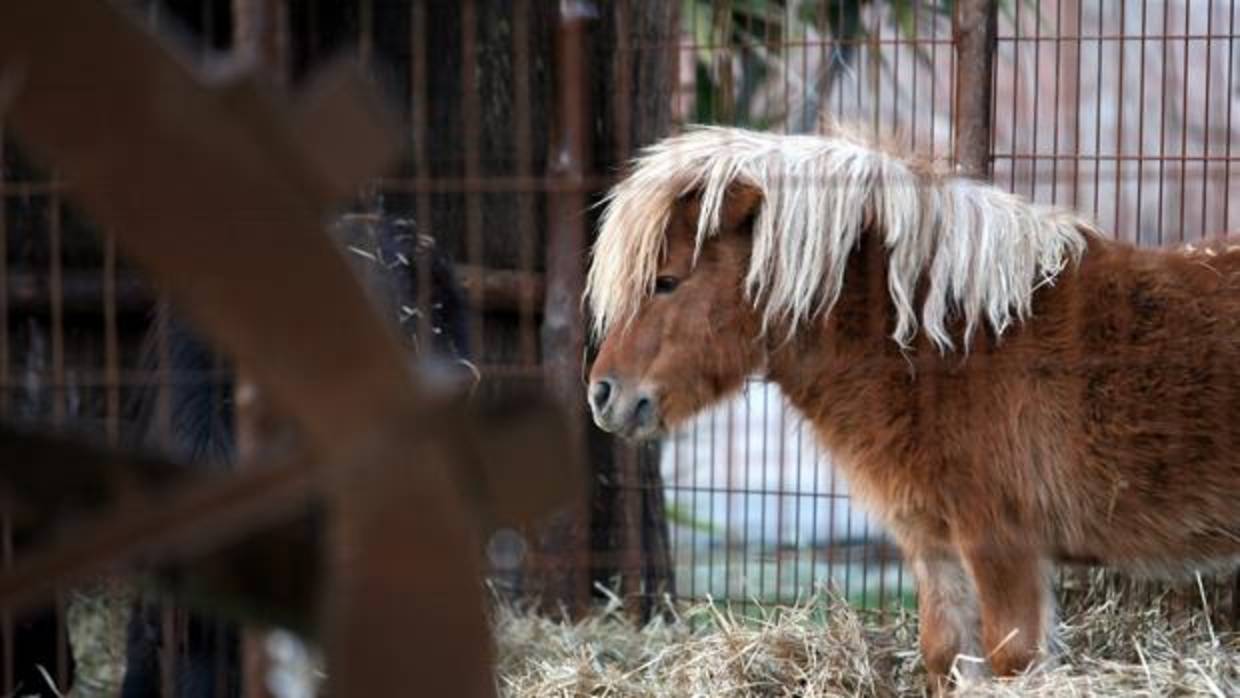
top-left (654, 276), bottom-right (680, 294)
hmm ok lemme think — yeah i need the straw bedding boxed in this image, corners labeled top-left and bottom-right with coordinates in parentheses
top-left (60, 574), bottom-right (1239, 696)
top-left (494, 579), bottom-right (1239, 697)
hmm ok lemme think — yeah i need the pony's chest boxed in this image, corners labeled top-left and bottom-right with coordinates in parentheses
top-left (776, 350), bottom-right (1003, 522)
top-left (807, 417), bottom-right (956, 530)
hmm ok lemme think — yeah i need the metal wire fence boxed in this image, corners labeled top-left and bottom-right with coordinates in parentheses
top-left (651, 0), bottom-right (1240, 618)
top-left (0, 1), bottom-right (1238, 695)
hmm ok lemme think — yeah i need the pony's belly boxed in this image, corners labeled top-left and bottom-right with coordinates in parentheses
top-left (1052, 518), bottom-right (1240, 578)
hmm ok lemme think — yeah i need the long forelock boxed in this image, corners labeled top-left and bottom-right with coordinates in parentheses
top-left (586, 125), bottom-right (1092, 351)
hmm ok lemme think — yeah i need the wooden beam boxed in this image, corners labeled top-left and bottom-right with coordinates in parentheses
top-left (5, 266), bottom-right (545, 314)
top-left (0, 3), bottom-right (497, 696)
top-left (456, 264), bottom-right (545, 314)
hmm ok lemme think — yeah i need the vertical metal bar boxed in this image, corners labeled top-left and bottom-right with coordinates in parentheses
top-left (1226, 0), bottom-right (1237, 234)
top-left (541, 1), bottom-right (592, 615)
top-left (725, 393), bottom-right (735, 600)
top-left (1113, 0), bottom-right (1126, 238)
top-left (159, 606), bottom-right (177, 698)
top-left (1072, 0), bottom-right (1084, 211)
top-left (0, 126), bottom-right (6, 422)
top-left (680, 0), bottom-right (693, 127)
top-left (461, 0), bottom-right (484, 359)
top-left (1007, 1), bottom-right (1020, 192)
top-left (49, 186), bottom-right (63, 426)
top-left (835, 0), bottom-right (843, 130)
top-left (153, 299), bottom-right (175, 698)
top-left (1157, 0), bottom-right (1171, 245)
top-left (760, 367), bottom-right (771, 600)
top-left (0, 511), bottom-right (10, 695)
top-left (720, 408), bottom-right (731, 602)
top-left (47, 183), bottom-right (71, 690)
top-left (613, 1), bottom-right (631, 159)
top-left (514, 0), bottom-right (536, 366)
top-left (202, 0), bottom-right (215, 52)
top-left (1135, 0), bottom-right (1149, 242)
top-left (358, 0), bottom-right (373, 69)
top-left (953, 0), bottom-right (997, 178)
top-left (775, 385), bottom-right (787, 602)
top-left (410, 3), bottom-right (433, 350)
top-left (1050, 0), bottom-right (1064, 206)
top-left (854, 4), bottom-right (863, 139)
top-left (1177, 2), bottom-right (1192, 243)
top-left (687, 408), bottom-right (697, 598)
top-left (800, 0), bottom-right (809, 134)
top-left (104, 233), bottom-right (119, 445)
top-left (1201, 0), bottom-right (1214, 240)
top-left (790, 409), bottom-right (802, 601)
top-left (910, 1), bottom-right (920, 151)
top-left (1031, 0), bottom-right (1043, 202)
top-left (619, 445), bottom-right (642, 608)
top-left (0, 120), bottom-right (9, 695)
top-left (948, 0), bottom-right (959, 164)
top-left (869, 4), bottom-right (880, 139)
top-left (763, 0), bottom-right (773, 128)
top-left (930, 0), bottom-right (941, 159)
top-left (889, 0), bottom-right (900, 141)
top-left (1091, 6), bottom-right (1103, 220)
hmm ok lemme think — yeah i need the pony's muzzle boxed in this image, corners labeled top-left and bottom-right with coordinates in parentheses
top-left (587, 377), bottom-right (660, 440)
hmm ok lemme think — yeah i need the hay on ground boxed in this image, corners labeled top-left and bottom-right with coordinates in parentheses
top-left (494, 581), bottom-right (1239, 697)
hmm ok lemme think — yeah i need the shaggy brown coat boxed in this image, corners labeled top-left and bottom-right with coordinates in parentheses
top-left (589, 186), bottom-right (1240, 690)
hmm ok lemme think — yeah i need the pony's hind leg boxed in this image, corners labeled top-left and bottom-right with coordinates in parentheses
top-left (910, 549), bottom-right (986, 692)
top-left (958, 541), bottom-right (1056, 677)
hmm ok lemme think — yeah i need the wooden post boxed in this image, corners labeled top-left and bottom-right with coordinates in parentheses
top-left (535, 2), bottom-right (593, 615)
top-left (953, 0), bottom-right (998, 179)
top-left (232, 2), bottom-right (291, 695)
top-left (606, 0), bottom-right (679, 619)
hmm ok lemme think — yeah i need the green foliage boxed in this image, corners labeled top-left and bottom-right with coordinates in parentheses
top-left (681, 0), bottom-right (1020, 129)
top-left (664, 501), bottom-right (723, 536)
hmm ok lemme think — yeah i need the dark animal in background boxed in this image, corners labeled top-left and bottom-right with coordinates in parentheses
top-left (117, 211), bottom-right (472, 697)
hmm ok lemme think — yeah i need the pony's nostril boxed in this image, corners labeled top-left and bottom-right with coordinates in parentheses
top-left (633, 395), bottom-right (653, 425)
top-left (589, 379), bottom-right (614, 412)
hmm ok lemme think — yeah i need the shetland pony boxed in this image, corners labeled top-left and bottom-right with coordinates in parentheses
top-left (585, 126), bottom-right (1240, 689)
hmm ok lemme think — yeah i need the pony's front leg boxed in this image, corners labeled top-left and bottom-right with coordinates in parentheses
top-left (957, 540), bottom-right (1056, 677)
top-left (909, 549), bottom-right (985, 692)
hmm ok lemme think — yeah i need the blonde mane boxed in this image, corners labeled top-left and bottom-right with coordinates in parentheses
top-left (586, 125), bottom-right (1092, 352)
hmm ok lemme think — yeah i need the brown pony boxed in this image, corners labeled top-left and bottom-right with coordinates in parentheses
top-left (584, 126), bottom-right (1240, 690)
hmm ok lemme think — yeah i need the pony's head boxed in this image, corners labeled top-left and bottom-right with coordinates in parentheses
top-left (587, 181), bottom-right (766, 439)
top-left (584, 126), bottom-right (1088, 440)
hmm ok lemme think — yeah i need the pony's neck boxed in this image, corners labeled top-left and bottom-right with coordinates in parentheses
top-left (763, 228), bottom-right (909, 413)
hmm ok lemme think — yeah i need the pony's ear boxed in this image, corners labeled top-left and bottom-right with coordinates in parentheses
top-left (720, 182), bottom-right (763, 233)
top-left (680, 182), bottom-right (762, 234)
